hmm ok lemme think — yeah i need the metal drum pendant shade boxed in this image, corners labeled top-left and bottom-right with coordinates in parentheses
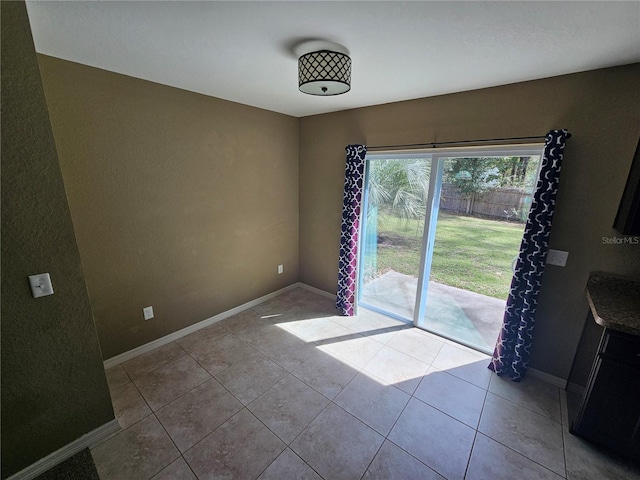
top-left (298, 50), bottom-right (351, 96)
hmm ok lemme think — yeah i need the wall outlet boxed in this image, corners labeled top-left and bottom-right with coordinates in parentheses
top-left (143, 306), bottom-right (154, 320)
top-left (278, 264), bottom-right (284, 274)
top-left (546, 249), bottom-right (569, 267)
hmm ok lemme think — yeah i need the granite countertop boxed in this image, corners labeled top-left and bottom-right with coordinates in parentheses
top-left (586, 272), bottom-right (640, 336)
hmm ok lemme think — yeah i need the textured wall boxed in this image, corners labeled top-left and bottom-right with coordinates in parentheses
top-left (1, 2), bottom-right (115, 477)
top-left (299, 64), bottom-right (640, 381)
top-left (38, 56), bottom-right (300, 359)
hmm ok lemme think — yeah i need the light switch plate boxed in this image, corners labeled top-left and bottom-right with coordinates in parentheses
top-left (143, 306), bottom-right (154, 320)
top-left (29, 273), bottom-right (54, 298)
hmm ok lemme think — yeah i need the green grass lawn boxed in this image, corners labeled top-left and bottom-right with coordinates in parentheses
top-left (372, 212), bottom-right (525, 299)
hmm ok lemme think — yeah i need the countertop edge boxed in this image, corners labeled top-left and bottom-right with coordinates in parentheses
top-left (586, 272), bottom-right (640, 336)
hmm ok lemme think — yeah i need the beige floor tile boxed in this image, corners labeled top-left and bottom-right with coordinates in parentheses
top-left (270, 300), bottom-right (334, 323)
top-left (156, 378), bottom-right (243, 452)
top-left (291, 404), bottom-right (384, 480)
top-left (252, 294), bottom-right (291, 312)
top-left (563, 427), bottom-right (640, 480)
top-left (489, 374), bottom-right (561, 422)
top-left (479, 393), bottom-right (565, 476)
top-left (134, 355), bottom-right (211, 411)
top-left (252, 323), bottom-right (309, 348)
top-left (105, 364), bottom-right (131, 390)
top-left (280, 316), bottom-right (355, 343)
top-left (234, 319), bottom-right (293, 348)
top-left (414, 366), bottom-right (486, 428)
top-left (150, 457), bottom-right (197, 480)
top-left (188, 333), bottom-right (263, 375)
top-left (334, 372), bottom-right (410, 435)
top-left (315, 332), bottom-right (384, 368)
top-left (328, 311), bottom-right (364, 331)
top-left (184, 409), bottom-right (285, 480)
top-left (305, 295), bottom-right (339, 314)
top-left (249, 293), bottom-right (298, 315)
top-left (388, 398), bottom-right (475, 480)
top-left (386, 328), bottom-right (445, 364)
top-left (217, 309), bottom-right (268, 335)
top-left (214, 352), bottom-right (287, 404)
top-left (91, 415), bottom-right (179, 480)
top-left (293, 287), bottom-right (335, 305)
top-left (363, 440), bottom-right (444, 480)
top-left (332, 308), bottom-right (409, 345)
top-left (121, 342), bottom-right (187, 380)
top-left (363, 346), bottom-right (429, 394)
top-left (432, 343), bottom-right (492, 389)
top-left (252, 288), bottom-right (333, 318)
top-left (175, 322), bottom-right (228, 354)
top-left (276, 308), bottom-right (338, 328)
top-left (247, 373), bottom-right (329, 444)
top-left (251, 304), bottom-right (307, 323)
top-left (110, 382), bottom-right (152, 429)
top-left (257, 448), bottom-right (322, 480)
top-left (252, 334), bottom-right (315, 372)
top-left (291, 349), bottom-right (359, 399)
top-left (467, 433), bottom-right (564, 480)
top-left (93, 291), bottom-right (635, 480)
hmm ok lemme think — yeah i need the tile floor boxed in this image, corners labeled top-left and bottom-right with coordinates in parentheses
top-left (94, 287), bottom-right (640, 480)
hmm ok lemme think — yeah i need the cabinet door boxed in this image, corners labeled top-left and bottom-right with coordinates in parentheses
top-left (573, 356), bottom-right (640, 458)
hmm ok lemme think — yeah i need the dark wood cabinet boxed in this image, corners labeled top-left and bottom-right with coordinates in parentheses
top-left (571, 328), bottom-right (640, 460)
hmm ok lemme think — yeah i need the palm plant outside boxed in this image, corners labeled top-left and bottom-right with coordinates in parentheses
top-left (366, 158), bottom-right (431, 224)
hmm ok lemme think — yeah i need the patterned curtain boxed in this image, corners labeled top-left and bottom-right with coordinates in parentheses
top-left (489, 129), bottom-right (570, 381)
top-left (337, 145), bottom-right (367, 315)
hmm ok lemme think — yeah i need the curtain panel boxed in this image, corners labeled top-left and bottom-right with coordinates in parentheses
top-left (336, 144), bottom-right (367, 316)
top-left (489, 129), bottom-right (570, 381)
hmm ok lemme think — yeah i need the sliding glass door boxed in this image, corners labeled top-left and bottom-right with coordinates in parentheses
top-left (358, 146), bottom-right (542, 353)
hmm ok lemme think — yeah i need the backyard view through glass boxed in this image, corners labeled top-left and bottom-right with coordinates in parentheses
top-left (359, 150), bottom-right (541, 353)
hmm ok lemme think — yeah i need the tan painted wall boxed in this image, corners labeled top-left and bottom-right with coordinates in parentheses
top-left (299, 65), bottom-right (640, 380)
top-left (38, 56), bottom-right (300, 359)
top-left (36, 45), bottom-right (638, 381)
top-left (1, 2), bottom-right (115, 477)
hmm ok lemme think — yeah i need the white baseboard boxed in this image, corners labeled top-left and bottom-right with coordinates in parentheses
top-left (7, 419), bottom-right (120, 480)
top-left (297, 282), bottom-right (336, 300)
top-left (528, 367), bottom-right (567, 389)
top-left (104, 283), bottom-right (305, 368)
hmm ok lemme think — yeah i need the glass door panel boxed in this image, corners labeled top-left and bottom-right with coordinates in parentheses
top-left (358, 156), bottom-right (431, 321)
top-left (417, 154), bottom-right (540, 352)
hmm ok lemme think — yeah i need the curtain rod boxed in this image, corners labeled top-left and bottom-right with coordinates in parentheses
top-left (367, 133), bottom-right (571, 151)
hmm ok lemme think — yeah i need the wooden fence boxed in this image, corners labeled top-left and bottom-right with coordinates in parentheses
top-left (440, 183), bottom-right (532, 221)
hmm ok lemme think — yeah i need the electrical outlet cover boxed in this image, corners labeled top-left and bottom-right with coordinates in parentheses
top-left (547, 249), bottom-right (569, 267)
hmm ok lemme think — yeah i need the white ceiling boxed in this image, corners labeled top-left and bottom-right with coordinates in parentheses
top-left (26, 1), bottom-right (640, 118)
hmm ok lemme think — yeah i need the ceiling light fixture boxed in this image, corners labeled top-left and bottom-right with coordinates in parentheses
top-left (297, 41), bottom-right (351, 96)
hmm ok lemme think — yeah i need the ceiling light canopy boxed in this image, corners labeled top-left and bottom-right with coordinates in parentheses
top-left (297, 41), bottom-right (351, 96)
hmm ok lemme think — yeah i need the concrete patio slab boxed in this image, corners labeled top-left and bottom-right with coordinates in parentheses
top-left (361, 271), bottom-right (505, 352)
